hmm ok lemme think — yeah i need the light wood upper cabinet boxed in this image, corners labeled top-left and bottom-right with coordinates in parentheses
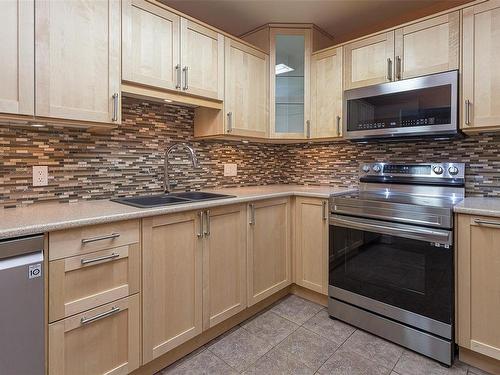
top-left (344, 32), bottom-right (395, 90)
top-left (311, 47), bottom-right (343, 138)
top-left (294, 197), bottom-right (329, 295)
top-left (462, 1), bottom-right (500, 130)
top-left (0, 0), bottom-right (34, 116)
top-left (181, 18), bottom-right (224, 100)
top-left (203, 205), bottom-right (247, 329)
top-left (395, 12), bottom-right (459, 80)
top-left (122, 0), bottom-right (180, 91)
top-left (457, 214), bottom-right (500, 361)
top-left (48, 295), bottom-right (140, 375)
top-left (142, 211), bottom-right (203, 363)
top-left (247, 198), bottom-right (291, 306)
top-left (35, 0), bottom-right (121, 124)
top-left (225, 38), bottom-right (269, 138)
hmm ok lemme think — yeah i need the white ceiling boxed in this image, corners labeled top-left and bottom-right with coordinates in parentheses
top-left (161, 0), bottom-right (469, 42)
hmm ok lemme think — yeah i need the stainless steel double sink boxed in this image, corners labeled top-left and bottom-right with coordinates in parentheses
top-left (111, 191), bottom-right (235, 208)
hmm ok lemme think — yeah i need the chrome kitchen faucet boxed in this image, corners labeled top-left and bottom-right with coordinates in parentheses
top-left (164, 143), bottom-right (199, 193)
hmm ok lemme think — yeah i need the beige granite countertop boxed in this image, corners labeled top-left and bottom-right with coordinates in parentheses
top-left (454, 197), bottom-right (500, 218)
top-left (0, 185), bottom-right (353, 239)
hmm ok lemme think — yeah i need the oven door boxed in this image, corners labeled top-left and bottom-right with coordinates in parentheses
top-left (329, 214), bottom-right (453, 338)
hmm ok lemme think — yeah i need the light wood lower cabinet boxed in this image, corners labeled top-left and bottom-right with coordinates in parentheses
top-left (294, 197), bottom-right (329, 295)
top-left (247, 198), bottom-right (291, 306)
top-left (203, 205), bottom-right (247, 329)
top-left (457, 214), bottom-right (500, 362)
top-left (142, 211), bottom-right (203, 363)
top-left (48, 294), bottom-right (140, 375)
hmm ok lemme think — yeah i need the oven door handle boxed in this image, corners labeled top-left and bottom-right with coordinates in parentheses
top-left (329, 214), bottom-right (452, 246)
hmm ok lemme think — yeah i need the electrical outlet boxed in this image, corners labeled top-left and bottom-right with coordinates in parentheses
top-left (223, 163), bottom-right (237, 177)
top-left (32, 166), bottom-right (48, 187)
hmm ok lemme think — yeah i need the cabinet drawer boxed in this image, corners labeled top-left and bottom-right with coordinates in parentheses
top-left (48, 294), bottom-right (140, 375)
top-left (49, 244), bottom-right (140, 322)
top-left (49, 220), bottom-right (140, 260)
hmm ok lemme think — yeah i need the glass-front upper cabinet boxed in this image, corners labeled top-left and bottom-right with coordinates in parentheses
top-left (270, 28), bottom-right (311, 139)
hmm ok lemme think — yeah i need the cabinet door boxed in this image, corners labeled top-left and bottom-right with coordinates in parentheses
top-left (203, 205), bottom-right (247, 329)
top-left (225, 38), bottom-right (269, 138)
top-left (311, 47), bottom-right (343, 138)
top-left (270, 28), bottom-right (312, 139)
top-left (344, 32), bottom-right (395, 90)
top-left (180, 18), bottom-right (224, 100)
top-left (462, 1), bottom-right (500, 130)
top-left (294, 197), bottom-right (328, 295)
top-left (142, 211), bottom-right (203, 363)
top-left (0, 0), bottom-right (34, 116)
top-left (122, 0), bottom-right (180, 91)
top-left (48, 295), bottom-right (140, 375)
top-left (247, 198), bottom-right (291, 306)
top-left (457, 215), bottom-right (500, 361)
top-left (395, 12), bottom-right (459, 80)
top-left (35, 0), bottom-right (121, 124)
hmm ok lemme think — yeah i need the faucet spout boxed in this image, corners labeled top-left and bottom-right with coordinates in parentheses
top-left (164, 143), bottom-right (199, 193)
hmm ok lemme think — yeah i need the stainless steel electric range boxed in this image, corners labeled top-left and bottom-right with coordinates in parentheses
top-left (328, 162), bottom-right (465, 366)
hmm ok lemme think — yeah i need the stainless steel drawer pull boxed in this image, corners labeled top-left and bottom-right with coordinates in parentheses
top-left (227, 112), bottom-right (233, 133)
top-left (465, 99), bottom-right (471, 126)
top-left (387, 58), bottom-right (393, 81)
top-left (249, 204), bottom-right (256, 225)
top-left (81, 252), bottom-right (119, 265)
top-left (81, 232), bottom-right (120, 244)
top-left (474, 219), bottom-right (500, 227)
top-left (175, 64), bottom-right (182, 89)
top-left (395, 56), bottom-right (402, 80)
top-left (198, 211), bottom-right (204, 238)
top-left (80, 306), bottom-right (120, 325)
top-left (183, 66), bottom-right (189, 90)
top-left (205, 210), bottom-right (211, 236)
top-left (112, 93), bottom-right (119, 122)
top-left (322, 201), bottom-right (328, 221)
top-left (336, 116), bottom-right (341, 136)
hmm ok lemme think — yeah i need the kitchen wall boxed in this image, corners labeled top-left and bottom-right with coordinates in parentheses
top-left (1, 97), bottom-right (500, 207)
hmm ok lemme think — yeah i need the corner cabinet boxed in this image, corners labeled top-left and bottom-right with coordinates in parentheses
top-left (270, 28), bottom-right (312, 139)
top-left (35, 0), bottom-right (121, 124)
top-left (311, 47), bottom-right (343, 139)
top-left (122, 0), bottom-right (224, 101)
top-left (294, 197), bottom-right (329, 295)
top-left (457, 214), bottom-right (500, 363)
top-left (462, 1), bottom-right (500, 130)
top-left (247, 198), bottom-right (291, 306)
top-left (0, 0), bottom-right (34, 117)
top-left (224, 38), bottom-right (269, 138)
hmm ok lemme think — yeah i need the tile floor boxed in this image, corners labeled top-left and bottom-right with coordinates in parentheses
top-left (158, 295), bottom-right (492, 375)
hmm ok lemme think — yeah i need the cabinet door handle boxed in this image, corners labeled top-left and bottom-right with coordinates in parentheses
top-left (81, 232), bottom-right (120, 244)
top-left (175, 64), bottom-right (181, 89)
top-left (81, 306), bottom-right (120, 325)
top-left (322, 201), bottom-right (328, 221)
top-left (336, 116), bottom-right (341, 136)
top-left (306, 120), bottom-right (311, 139)
top-left (112, 93), bottom-right (119, 122)
top-left (227, 112), bottom-right (233, 133)
top-left (249, 204), bottom-right (255, 225)
top-left (465, 99), bottom-right (471, 126)
top-left (81, 252), bottom-right (119, 265)
top-left (198, 211), bottom-right (204, 238)
top-left (387, 58), bottom-right (393, 81)
top-left (396, 56), bottom-right (402, 80)
top-left (474, 219), bottom-right (500, 227)
top-left (182, 66), bottom-right (189, 90)
top-left (204, 210), bottom-right (211, 236)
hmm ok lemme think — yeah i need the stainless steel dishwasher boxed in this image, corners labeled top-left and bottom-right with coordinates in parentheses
top-left (0, 234), bottom-right (44, 375)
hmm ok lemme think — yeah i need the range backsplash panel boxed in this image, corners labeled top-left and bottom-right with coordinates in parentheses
top-left (1, 97), bottom-right (499, 207)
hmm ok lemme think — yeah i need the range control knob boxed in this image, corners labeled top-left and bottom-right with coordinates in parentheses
top-left (372, 165), bottom-right (382, 173)
top-left (433, 166), bottom-right (444, 175)
top-left (362, 165), bottom-right (370, 173)
top-left (448, 166), bottom-right (459, 176)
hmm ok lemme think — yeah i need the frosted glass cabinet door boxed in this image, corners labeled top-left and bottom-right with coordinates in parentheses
top-left (270, 28), bottom-right (311, 139)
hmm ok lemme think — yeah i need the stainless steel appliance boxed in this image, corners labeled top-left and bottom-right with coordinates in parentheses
top-left (328, 162), bottom-right (465, 366)
top-left (0, 234), bottom-right (44, 375)
top-left (344, 70), bottom-right (459, 141)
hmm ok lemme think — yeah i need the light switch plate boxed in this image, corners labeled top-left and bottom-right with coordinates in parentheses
top-left (223, 163), bottom-right (237, 177)
top-left (33, 166), bottom-right (48, 187)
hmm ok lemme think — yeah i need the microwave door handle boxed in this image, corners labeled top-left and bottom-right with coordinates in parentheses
top-left (329, 215), bottom-right (452, 246)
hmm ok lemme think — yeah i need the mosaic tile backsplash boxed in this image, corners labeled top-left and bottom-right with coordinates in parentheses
top-left (1, 97), bottom-right (499, 207)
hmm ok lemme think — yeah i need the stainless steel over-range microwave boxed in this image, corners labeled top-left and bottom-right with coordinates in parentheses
top-left (343, 70), bottom-right (459, 141)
